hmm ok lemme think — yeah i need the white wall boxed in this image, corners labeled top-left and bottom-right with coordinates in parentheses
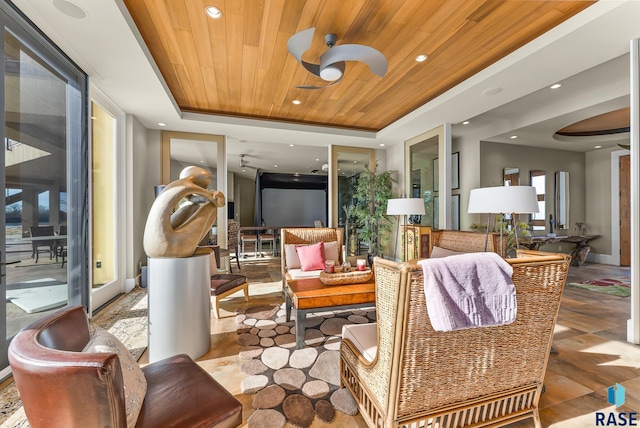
top-left (479, 141), bottom-right (587, 246)
top-left (452, 138), bottom-right (481, 231)
top-left (126, 116), bottom-right (161, 280)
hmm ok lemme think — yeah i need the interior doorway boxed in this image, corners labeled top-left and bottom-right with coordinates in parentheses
top-left (620, 154), bottom-right (631, 266)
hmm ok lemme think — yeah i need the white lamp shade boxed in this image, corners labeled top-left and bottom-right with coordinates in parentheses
top-left (468, 186), bottom-right (539, 214)
top-left (387, 198), bottom-right (426, 216)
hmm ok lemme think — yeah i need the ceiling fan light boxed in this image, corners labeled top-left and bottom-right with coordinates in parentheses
top-left (319, 65), bottom-right (343, 81)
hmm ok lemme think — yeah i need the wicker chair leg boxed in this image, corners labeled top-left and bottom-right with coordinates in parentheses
top-left (533, 409), bottom-right (542, 428)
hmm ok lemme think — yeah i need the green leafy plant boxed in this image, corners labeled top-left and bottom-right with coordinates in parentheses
top-left (351, 166), bottom-right (396, 258)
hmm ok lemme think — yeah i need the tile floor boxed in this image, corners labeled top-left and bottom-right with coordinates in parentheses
top-left (138, 258), bottom-right (637, 428)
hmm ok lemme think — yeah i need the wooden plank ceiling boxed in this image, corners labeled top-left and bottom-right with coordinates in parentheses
top-left (123, 0), bottom-right (595, 132)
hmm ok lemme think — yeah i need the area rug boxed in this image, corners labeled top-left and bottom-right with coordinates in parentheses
top-left (237, 303), bottom-right (376, 428)
top-left (5, 279), bottom-right (67, 314)
top-left (0, 287), bottom-right (148, 427)
top-left (568, 276), bottom-right (631, 297)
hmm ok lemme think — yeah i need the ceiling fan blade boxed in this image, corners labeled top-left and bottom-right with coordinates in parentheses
top-left (287, 28), bottom-right (320, 73)
top-left (320, 44), bottom-right (387, 77)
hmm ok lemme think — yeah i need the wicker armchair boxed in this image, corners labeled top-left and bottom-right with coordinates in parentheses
top-left (430, 229), bottom-right (508, 256)
top-left (340, 250), bottom-right (570, 428)
top-left (280, 227), bottom-right (344, 288)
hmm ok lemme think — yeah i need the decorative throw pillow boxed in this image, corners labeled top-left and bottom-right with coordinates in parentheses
top-left (285, 241), bottom-right (340, 268)
top-left (322, 241), bottom-right (340, 265)
top-left (296, 242), bottom-right (326, 271)
top-left (284, 244), bottom-right (302, 269)
top-left (430, 246), bottom-right (464, 258)
top-left (83, 328), bottom-right (147, 428)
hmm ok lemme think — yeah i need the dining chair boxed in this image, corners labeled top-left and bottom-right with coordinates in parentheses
top-left (56, 225), bottom-right (68, 268)
top-left (29, 225), bottom-right (56, 263)
top-left (259, 221), bottom-right (275, 256)
top-left (240, 229), bottom-right (258, 258)
top-left (227, 220), bottom-right (241, 272)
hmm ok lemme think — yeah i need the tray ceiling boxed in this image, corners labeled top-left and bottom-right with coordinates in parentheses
top-left (123, 0), bottom-right (594, 132)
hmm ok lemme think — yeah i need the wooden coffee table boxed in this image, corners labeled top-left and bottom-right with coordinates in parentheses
top-left (284, 276), bottom-right (375, 349)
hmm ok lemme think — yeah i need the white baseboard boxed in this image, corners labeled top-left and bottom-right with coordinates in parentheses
top-left (125, 278), bottom-right (137, 293)
top-left (0, 365), bottom-right (12, 382)
top-left (587, 252), bottom-right (617, 266)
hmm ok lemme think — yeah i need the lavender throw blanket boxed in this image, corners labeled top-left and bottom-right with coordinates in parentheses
top-left (417, 252), bottom-right (516, 332)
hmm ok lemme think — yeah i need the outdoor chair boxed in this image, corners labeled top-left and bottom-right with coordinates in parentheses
top-left (340, 250), bottom-right (570, 428)
top-left (8, 305), bottom-right (242, 428)
top-left (29, 225), bottom-right (56, 263)
top-left (56, 225), bottom-right (67, 268)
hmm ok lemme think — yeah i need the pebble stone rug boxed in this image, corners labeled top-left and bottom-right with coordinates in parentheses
top-left (237, 303), bottom-right (376, 428)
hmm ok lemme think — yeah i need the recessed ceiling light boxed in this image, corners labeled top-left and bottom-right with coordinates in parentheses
top-left (289, 144), bottom-right (294, 147)
top-left (594, 145), bottom-right (602, 149)
top-left (205, 6), bottom-right (222, 19)
top-left (242, 169), bottom-right (246, 172)
top-left (53, 0), bottom-right (87, 19)
top-left (550, 83), bottom-right (562, 89)
top-left (292, 99), bottom-right (301, 105)
top-left (315, 158), bottom-right (320, 161)
top-left (415, 54), bottom-right (428, 62)
top-left (510, 135), bottom-right (518, 139)
top-left (158, 122), bottom-right (166, 127)
top-left (462, 121), bottom-right (470, 125)
top-left (274, 165), bottom-right (278, 167)
top-left (482, 87), bottom-right (503, 96)
top-left (379, 143), bottom-right (385, 147)
top-left (200, 160), bottom-right (204, 163)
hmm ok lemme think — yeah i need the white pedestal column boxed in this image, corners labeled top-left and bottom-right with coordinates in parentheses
top-left (148, 254), bottom-right (211, 363)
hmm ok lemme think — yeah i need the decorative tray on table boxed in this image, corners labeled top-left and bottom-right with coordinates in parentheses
top-left (319, 268), bottom-right (373, 286)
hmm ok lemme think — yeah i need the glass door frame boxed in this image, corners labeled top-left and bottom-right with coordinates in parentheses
top-left (1, 1), bottom-right (89, 375)
top-left (405, 124), bottom-right (453, 229)
top-left (328, 145), bottom-right (375, 228)
top-left (89, 89), bottom-right (126, 312)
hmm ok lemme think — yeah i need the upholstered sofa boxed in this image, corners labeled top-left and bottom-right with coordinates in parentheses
top-left (340, 250), bottom-right (570, 428)
top-left (9, 305), bottom-right (242, 428)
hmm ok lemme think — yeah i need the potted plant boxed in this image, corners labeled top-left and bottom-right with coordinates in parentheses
top-left (351, 166), bottom-right (396, 263)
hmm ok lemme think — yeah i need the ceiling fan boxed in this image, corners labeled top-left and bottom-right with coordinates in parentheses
top-left (239, 154), bottom-right (258, 170)
top-left (287, 27), bottom-right (388, 90)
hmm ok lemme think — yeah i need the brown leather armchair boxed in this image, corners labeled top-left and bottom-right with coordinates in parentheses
top-left (8, 305), bottom-right (242, 428)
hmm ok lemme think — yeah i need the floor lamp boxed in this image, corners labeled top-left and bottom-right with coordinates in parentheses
top-left (468, 186), bottom-right (539, 256)
top-left (387, 198), bottom-right (426, 262)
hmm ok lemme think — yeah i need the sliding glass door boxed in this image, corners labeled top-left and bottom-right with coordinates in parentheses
top-left (1, 2), bottom-right (88, 373)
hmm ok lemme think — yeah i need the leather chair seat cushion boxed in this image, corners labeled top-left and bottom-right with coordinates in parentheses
top-left (136, 354), bottom-right (242, 428)
top-left (211, 274), bottom-right (248, 295)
